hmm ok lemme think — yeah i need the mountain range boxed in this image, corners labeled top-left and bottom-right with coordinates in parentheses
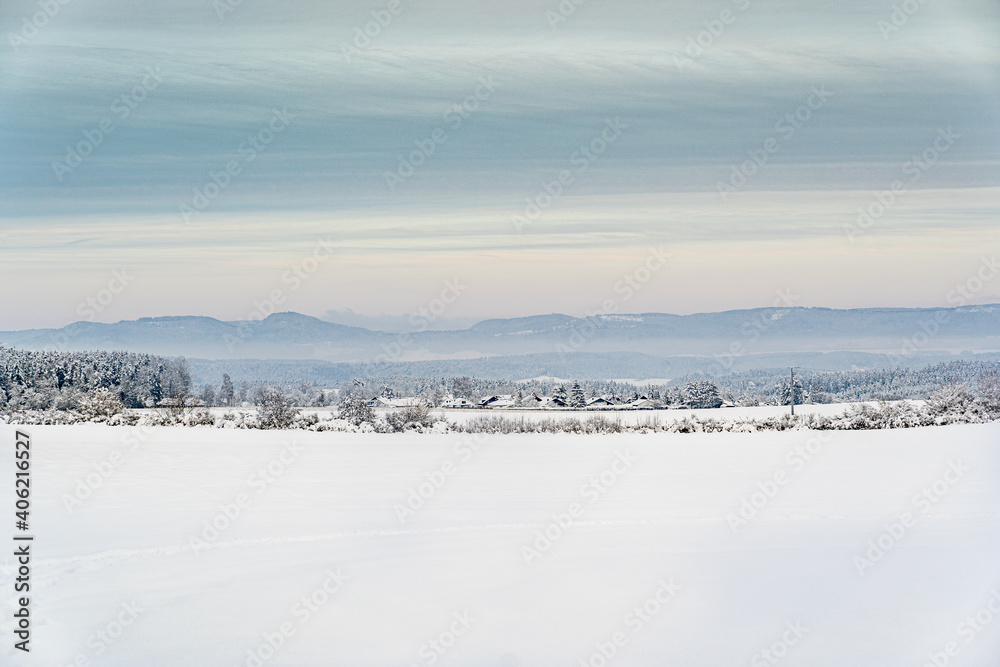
top-left (2, 306), bottom-right (998, 371)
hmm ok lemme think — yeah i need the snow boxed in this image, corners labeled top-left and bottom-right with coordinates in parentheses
top-left (431, 401), bottom-right (899, 426)
top-left (2, 422), bottom-right (999, 666)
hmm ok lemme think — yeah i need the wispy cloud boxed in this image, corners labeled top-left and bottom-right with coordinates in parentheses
top-left (1, 0), bottom-right (998, 326)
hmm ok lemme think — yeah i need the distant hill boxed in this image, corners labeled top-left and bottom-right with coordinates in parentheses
top-left (184, 350), bottom-right (1000, 387)
top-left (2, 305), bottom-right (998, 367)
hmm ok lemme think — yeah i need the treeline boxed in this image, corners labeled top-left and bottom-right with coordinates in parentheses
top-left (708, 360), bottom-right (1000, 405)
top-left (332, 361), bottom-right (1000, 409)
top-left (6, 378), bottom-right (999, 434)
top-left (0, 347), bottom-right (191, 410)
top-left (5, 345), bottom-right (1000, 418)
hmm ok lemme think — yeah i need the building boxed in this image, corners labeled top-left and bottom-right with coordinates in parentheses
top-left (586, 396), bottom-right (616, 408)
top-left (480, 395), bottom-right (517, 409)
top-left (441, 397), bottom-right (475, 409)
top-left (368, 396), bottom-right (420, 409)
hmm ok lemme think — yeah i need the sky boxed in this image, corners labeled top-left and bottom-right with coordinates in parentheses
top-left (1, 0), bottom-right (999, 330)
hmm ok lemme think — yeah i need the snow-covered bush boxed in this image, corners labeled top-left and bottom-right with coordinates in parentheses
top-left (256, 388), bottom-right (299, 429)
top-left (185, 409), bottom-right (217, 427)
top-left (339, 396), bottom-right (375, 426)
top-left (927, 383), bottom-right (974, 417)
top-left (585, 414), bottom-right (623, 433)
top-left (78, 388), bottom-right (125, 421)
top-left (382, 404), bottom-right (437, 432)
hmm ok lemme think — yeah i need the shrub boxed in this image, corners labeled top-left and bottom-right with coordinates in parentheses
top-left (339, 396), bottom-right (375, 426)
top-left (257, 388), bottom-right (299, 430)
top-left (79, 388), bottom-right (125, 420)
top-left (186, 409), bottom-right (217, 427)
top-left (927, 383), bottom-right (973, 417)
top-left (383, 404), bottom-right (436, 432)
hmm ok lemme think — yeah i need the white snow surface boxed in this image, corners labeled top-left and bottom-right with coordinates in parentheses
top-left (2, 422), bottom-right (999, 666)
top-left (428, 401), bottom-right (899, 426)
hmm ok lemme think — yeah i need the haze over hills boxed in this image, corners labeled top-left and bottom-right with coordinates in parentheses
top-left (1, 306), bottom-right (998, 378)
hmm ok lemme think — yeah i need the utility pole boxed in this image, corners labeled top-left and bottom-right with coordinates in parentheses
top-left (790, 366), bottom-right (796, 417)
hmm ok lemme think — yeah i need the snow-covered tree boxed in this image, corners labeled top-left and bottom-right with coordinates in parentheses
top-left (452, 376), bottom-right (473, 399)
top-left (809, 382), bottom-right (831, 404)
top-left (976, 373), bottom-right (1000, 413)
top-left (684, 380), bottom-right (722, 409)
top-left (778, 377), bottom-right (806, 406)
top-left (570, 381), bottom-right (586, 408)
top-left (200, 384), bottom-right (216, 407)
top-left (219, 374), bottom-right (235, 406)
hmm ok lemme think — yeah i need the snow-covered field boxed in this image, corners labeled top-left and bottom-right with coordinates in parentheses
top-left (2, 422), bottom-right (999, 666)
top-left (429, 402), bottom-right (885, 426)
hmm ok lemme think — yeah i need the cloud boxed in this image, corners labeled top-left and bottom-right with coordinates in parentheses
top-left (1, 0), bottom-right (998, 326)
top-left (3, 0), bottom-right (998, 215)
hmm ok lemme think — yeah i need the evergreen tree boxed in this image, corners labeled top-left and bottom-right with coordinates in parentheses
top-left (452, 376), bottom-right (473, 399)
top-left (809, 382), bottom-right (830, 404)
top-left (200, 383), bottom-right (216, 407)
top-left (219, 374), bottom-right (235, 406)
top-left (684, 380), bottom-right (723, 409)
top-left (778, 377), bottom-right (806, 406)
top-left (570, 381), bottom-right (586, 408)
top-left (239, 381), bottom-right (250, 405)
